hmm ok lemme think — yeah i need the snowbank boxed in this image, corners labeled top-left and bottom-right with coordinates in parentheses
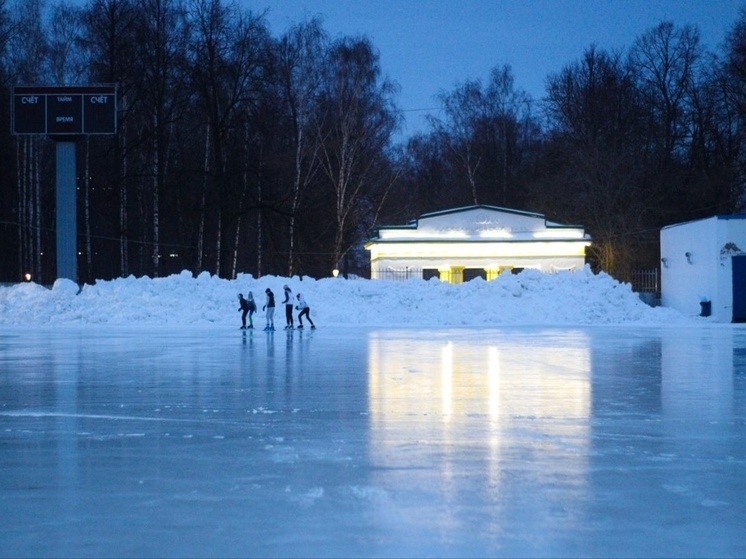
top-left (0, 266), bottom-right (700, 327)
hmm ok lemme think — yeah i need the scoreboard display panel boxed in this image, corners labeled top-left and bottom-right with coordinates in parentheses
top-left (12, 85), bottom-right (117, 135)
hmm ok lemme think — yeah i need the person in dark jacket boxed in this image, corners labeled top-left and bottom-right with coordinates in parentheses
top-left (238, 294), bottom-right (250, 329)
top-left (262, 288), bottom-right (275, 331)
top-left (282, 285), bottom-right (294, 329)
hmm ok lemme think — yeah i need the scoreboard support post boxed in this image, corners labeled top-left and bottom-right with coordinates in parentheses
top-left (55, 141), bottom-right (77, 283)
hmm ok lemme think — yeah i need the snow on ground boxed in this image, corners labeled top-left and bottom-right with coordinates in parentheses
top-left (0, 266), bottom-right (701, 327)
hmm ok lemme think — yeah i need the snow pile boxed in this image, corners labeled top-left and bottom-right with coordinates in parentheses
top-left (0, 266), bottom-right (698, 327)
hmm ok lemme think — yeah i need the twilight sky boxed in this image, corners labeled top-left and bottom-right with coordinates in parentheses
top-left (242, 0), bottom-right (744, 139)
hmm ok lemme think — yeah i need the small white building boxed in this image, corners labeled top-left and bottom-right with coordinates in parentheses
top-left (660, 215), bottom-right (746, 322)
top-left (365, 205), bottom-right (591, 283)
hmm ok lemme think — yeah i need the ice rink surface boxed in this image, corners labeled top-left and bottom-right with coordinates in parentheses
top-left (1, 325), bottom-right (745, 558)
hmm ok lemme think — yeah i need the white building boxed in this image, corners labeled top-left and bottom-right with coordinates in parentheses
top-left (365, 205), bottom-right (591, 283)
top-left (660, 215), bottom-right (746, 322)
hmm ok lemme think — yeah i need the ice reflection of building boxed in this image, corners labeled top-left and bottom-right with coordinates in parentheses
top-left (366, 331), bottom-right (593, 519)
top-left (661, 328), bottom-right (736, 423)
top-left (367, 332), bottom-right (592, 423)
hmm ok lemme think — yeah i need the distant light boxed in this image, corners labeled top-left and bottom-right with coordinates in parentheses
top-left (478, 229), bottom-right (512, 239)
top-left (24, 273), bottom-right (31, 282)
top-left (332, 269), bottom-right (339, 278)
top-left (533, 230), bottom-right (586, 239)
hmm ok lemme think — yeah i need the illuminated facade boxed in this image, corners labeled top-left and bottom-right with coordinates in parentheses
top-left (365, 205), bottom-right (591, 282)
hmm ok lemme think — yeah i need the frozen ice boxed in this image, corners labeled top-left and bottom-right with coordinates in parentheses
top-left (1, 324), bottom-right (744, 557)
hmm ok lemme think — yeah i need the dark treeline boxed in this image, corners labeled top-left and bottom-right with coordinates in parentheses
top-left (1, 0), bottom-right (744, 284)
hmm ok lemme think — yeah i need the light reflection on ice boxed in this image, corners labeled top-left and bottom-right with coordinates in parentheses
top-left (366, 330), bottom-right (595, 539)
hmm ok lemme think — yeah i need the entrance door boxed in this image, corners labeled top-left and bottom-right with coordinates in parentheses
top-left (733, 255), bottom-right (746, 323)
top-left (463, 268), bottom-right (486, 282)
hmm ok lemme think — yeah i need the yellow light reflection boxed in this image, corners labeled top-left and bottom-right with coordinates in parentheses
top-left (366, 331), bottom-right (592, 508)
top-left (441, 342), bottom-right (453, 418)
top-left (488, 346), bottom-right (500, 419)
top-left (367, 334), bottom-right (591, 423)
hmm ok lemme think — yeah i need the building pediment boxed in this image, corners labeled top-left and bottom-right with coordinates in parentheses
top-left (372, 205), bottom-right (588, 242)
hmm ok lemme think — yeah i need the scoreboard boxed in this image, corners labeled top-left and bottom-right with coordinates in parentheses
top-left (12, 85), bottom-right (117, 135)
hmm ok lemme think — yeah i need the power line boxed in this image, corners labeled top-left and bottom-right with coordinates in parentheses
top-left (401, 107), bottom-right (440, 112)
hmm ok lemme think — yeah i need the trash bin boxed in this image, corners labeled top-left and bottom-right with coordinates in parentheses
top-left (700, 300), bottom-right (711, 317)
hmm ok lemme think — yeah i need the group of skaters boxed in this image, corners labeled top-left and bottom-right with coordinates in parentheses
top-left (237, 284), bottom-right (315, 331)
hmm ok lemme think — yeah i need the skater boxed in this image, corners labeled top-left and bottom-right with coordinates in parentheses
top-left (296, 292), bottom-right (315, 329)
top-left (246, 291), bottom-right (257, 329)
top-left (262, 288), bottom-right (275, 330)
top-left (238, 294), bottom-right (250, 329)
top-left (282, 285), bottom-right (294, 329)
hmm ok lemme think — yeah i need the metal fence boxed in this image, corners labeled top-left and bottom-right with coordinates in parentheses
top-left (624, 268), bottom-right (659, 294)
top-left (370, 267), bottom-right (661, 293)
top-left (370, 268), bottom-right (434, 281)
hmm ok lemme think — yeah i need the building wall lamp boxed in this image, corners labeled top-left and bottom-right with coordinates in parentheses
top-left (661, 257), bottom-right (669, 268)
top-left (685, 251), bottom-right (693, 264)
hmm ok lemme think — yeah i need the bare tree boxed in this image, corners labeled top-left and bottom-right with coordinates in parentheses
top-left (401, 65), bottom-right (539, 215)
top-left (429, 79), bottom-right (485, 204)
top-left (629, 21), bottom-right (701, 161)
top-left (482, 65), bottom-right (536, 205)
top-left (132, 0), bottom-right (190, 277)
top-left (315, 36), bottom-right (399, 272)
top-left (276, 17), bottom-right (326, 276)
top-left (187, 0), bottom-right (269, 277)
top-left (46, 1), bottom-right (88, 84)
top-left (722, 8), bottom-right (746, 211)
top-left (6, 0), bottom-right (47, 282)
top-left (83, 0), bottom-right (140, 277)
top-left (544, 46), bottom-right (650, 276)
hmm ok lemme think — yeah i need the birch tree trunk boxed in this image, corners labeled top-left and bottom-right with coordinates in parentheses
top-left (15, 138), bottom-right (23, 279)
top-left (120, 114), bottom-right (129, 278)
top-left (215, 208), bottom-right (221, 277)
top-left (17, 137), bottom-right (32, 280)
top-left (84, 136), bottom-right (92, 281)
top-left (287, 127), bottom-right (303, 276)
top-left (152, 114), bottom-right (160, 277)
top-left (230, 124), bottom-right (251, 279)
top-left (197, 124), bottom-right (210, 272)
top-left (32, 138), bottom-right (42, 281)
top-left (256, 142), bottom-right (263, 277)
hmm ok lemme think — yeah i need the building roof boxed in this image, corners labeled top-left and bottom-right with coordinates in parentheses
top-left (661, 214), bottom-right (746, 230)
top-left (369, 205), bottom-right (590, 243)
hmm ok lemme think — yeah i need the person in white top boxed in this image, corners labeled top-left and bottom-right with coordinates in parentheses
top-left (295, 293), bottom-right (315, 329)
